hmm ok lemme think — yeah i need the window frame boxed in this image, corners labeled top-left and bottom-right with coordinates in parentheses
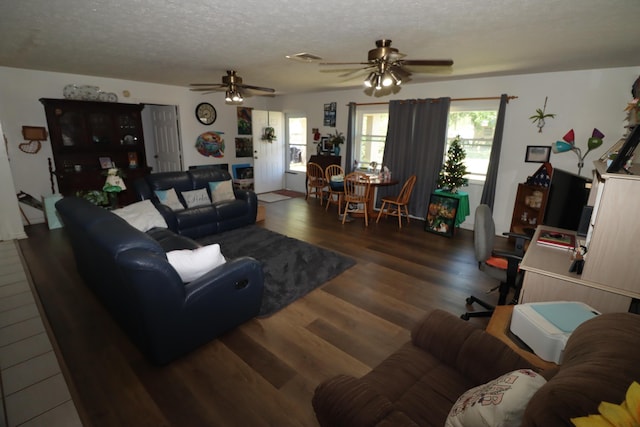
top-left (286, 114), bottom-right (307, 173)
top-left (446, 100), bottom-right (500, 183)
top-left (354, 106), bottom-right (389, 170)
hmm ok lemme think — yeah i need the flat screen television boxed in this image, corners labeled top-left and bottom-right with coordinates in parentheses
top-left (542, 168), bottom-right (592, 231)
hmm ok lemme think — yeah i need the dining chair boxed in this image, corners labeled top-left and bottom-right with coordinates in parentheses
top-left (306, 162), bottom-right (327, 205)
top-left (342, 172), bottom-right (371, 226)
top-left (325, 164), bottom-right (345, 214)
top-left (376, 174), bottom-right (417, 229)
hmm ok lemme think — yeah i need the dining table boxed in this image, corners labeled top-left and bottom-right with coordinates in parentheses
top-left (367, 175), bottom-right (399, 216)
top-left (335, 173), bottom-right (398, 221)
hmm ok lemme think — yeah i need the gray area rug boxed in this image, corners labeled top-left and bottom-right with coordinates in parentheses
top-left (198, 225), bottom-right (356, 316)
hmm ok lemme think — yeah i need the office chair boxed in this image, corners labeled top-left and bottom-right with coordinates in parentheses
top-left (461, 204), bottom-right (531, 320)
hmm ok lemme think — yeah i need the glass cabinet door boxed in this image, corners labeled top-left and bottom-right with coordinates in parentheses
top-left (118, 113), bottom-right (141, 145)
top-left (58, 111), bottom-right (86, 146)
top-left (89, 113), bottom-right (113, 144)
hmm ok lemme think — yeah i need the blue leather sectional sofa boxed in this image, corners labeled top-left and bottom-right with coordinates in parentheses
top-left (133, 168), bottom-right (257, 239)
top-left (55, 196), bottom-right (264, 365)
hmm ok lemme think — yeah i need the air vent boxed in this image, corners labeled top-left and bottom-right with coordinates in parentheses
top-left (285, 52), bottom-right (323, 62)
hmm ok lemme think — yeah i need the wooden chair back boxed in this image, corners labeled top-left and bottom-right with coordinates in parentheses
top-left (307, 162), bottom-right (325, 184)
top-left (325, 164), bottom-right (345, 186)
top-left (397, 175), bottom-right (417, 204)
top-left (343, 172), bottom-right (370, 203)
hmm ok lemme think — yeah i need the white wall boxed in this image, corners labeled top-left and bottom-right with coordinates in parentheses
top-left (271, 66), bottom-right (640, 232)
top-left (0, 66), bottom-right (269, 224)
top-left (0, 120), bottom-right (27, 240)
top-left (1, 65), bottom-right (638, 231)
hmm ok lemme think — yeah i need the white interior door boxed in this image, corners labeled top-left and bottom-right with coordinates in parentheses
top-left (142, 104), bottom-right (182, 172)
top-left (252, 110), bottom-right (284, 193)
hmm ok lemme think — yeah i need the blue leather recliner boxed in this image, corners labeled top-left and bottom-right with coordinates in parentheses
top-left (55, 196), bottom-right (264, 365)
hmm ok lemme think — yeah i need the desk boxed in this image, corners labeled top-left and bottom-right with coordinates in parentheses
top-left (519, 226), bottom-right (632, 313)
top-left (486, 305), bottom-right (558, 371)
top-left (435, 189), bottom-right (470, 227)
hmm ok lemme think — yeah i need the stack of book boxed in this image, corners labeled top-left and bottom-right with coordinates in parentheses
top-left (537, 229), bottom-right (576, 249)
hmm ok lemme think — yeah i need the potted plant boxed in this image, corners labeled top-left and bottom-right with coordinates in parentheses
top-left (329, 130), bottom-right (345, 155)
top-left (529, 97), bottom-right (556, 133)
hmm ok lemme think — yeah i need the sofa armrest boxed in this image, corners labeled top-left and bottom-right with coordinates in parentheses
top-left (233, 189), bottom-right (258, 223)
top-left (410, 309), bottom-right (480, 366)
top-left (151, 202), bottom-right (178, 231)
top-left (184, 256), bottom-right (263, 305)
top-left (312, 375), bottom-right (394, 427)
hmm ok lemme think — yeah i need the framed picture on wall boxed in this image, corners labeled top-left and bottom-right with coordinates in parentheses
top-left (323, 102), bottom-right (336, 127)
top-left (321, 136), bottom-right (333, 152)
top-left (98, 156), bottom-right (113, 169)
top-left (525, 145), bottom-right (551, 163)
top-left (425, 193), bottom-right (459, 238)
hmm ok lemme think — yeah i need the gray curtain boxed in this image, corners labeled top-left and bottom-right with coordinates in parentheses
top-left (480, 94), bottom-right (509, 209)
top-left (379, 97), bottom-right (451, 219)
top-left (345, 102), bottom-right (357, 173)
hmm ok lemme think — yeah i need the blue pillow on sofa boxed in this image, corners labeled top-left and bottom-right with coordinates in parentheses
top-left (209, 180), bottom-right (236, 203)
top-left (154, 188), bottom-right (184, 211)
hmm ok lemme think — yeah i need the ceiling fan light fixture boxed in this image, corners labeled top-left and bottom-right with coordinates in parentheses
top-left (389, 69), bottom-right (402, 85)
top-left (225, 90), bottom-right (233, 103)
top-left (364, 72), bottom-right (376, 88)
top-left (382, 71), bottom-right (394, 87)
top-left (374, 74), bottom-right (383, 90)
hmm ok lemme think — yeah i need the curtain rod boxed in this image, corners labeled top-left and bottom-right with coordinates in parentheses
top-left (351, 95), bottom-right (518, 106)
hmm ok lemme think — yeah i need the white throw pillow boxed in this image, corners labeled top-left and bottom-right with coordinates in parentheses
top-left (445, 369), bottom-right (546, 427)
top-left (166, 244), bottom-right (226, 282)
top-left (154, 188), bottom-right (184, 211)
top-left (181, 188), bottom-right (211, 208)
top-left (208, 180), bottom-right (236, 203)
top-left (112, 200), bottom-right (168, 232)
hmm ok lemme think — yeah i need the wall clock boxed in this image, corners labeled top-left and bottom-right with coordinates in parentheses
top-left (195, 102), bottom-right (217, 125)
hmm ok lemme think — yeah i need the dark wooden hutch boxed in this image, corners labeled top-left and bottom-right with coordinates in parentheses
top-left (40, 98), bottom-right (151, 205)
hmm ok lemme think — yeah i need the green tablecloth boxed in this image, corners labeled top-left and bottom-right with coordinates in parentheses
top-left (435, 190), bottom-right (470, 227)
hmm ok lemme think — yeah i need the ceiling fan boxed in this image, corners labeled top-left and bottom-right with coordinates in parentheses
top-left (320, 39), bottom-right (453, 90)
top-left (190, 70), bottom-right (275, 103)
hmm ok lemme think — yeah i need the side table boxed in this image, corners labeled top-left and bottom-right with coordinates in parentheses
top-left (486, 305), bottom-right (557, 371)
top-left (434, 189), bottom-right (470, 227)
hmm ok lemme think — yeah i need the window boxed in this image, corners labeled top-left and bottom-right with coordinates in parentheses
top-left (354, 102), bottom-right (497, 180)
top-left (287, 116), bottom-right (307, 172)
top-left (355, 107), bottom-right (388, 169)
top-left (446, 106), bottom-right (498, 182)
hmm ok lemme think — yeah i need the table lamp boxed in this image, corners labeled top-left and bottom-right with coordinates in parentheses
top-left (552, 128), bottom-right (604, 175)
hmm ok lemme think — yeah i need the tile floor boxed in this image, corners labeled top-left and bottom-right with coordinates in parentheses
top-left (0, 240), bottom-right (82, 427)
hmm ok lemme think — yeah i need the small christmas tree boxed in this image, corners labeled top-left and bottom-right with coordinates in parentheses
top-left (437, 136), bottom-right (468, 193)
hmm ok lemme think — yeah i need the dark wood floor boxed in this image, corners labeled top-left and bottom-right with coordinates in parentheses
top-left (19, 195), bottom-right (511, 427)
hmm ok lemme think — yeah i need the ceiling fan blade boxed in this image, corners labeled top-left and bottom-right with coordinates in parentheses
top-left (239, 84), bottom-right (275, 93)
top-left (339, 66), bottom-right (375, 78)
top-left (386, 51), bottom-right (406, 61)
top-left (400, 59), bottom-right (454, 67)
top-left (190, 83), bottom-right (225, 87)
top-left (320, 62), bottom-right (371, 66)
top-left (190, 87), bottom-right (224, 92)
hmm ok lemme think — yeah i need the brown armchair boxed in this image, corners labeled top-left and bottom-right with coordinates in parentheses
top-left (312, 309), bottom-right (640, 427)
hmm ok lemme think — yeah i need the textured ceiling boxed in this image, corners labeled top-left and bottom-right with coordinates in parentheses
top-left (1, 0), bottom-right (639, 95)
